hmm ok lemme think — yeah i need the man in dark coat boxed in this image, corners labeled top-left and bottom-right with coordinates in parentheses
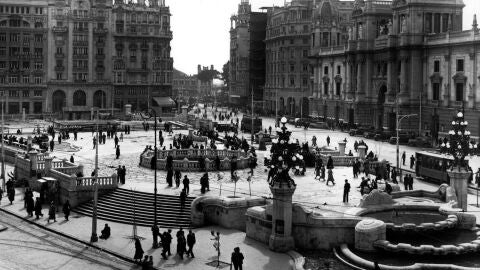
top-left (115, 145), bottom-right (120, 159)
top-left (231, 247), bottom-right (245, 270)
top-left (26, 196), bottom-right (34, 217)
top-left (161, 229), bottom-right (172, 258)
top-left (34, 197), bottom-right (43, 219)
top-left (343, 180), bottom-right (350, 203)
top-left (47, 201), bottom-right (56, 223)
top-left (182, 176), bottom-right (190, 194)
top-left (326, 156), bottom-right (334, 169)
top-left (99, 224), bottom-right (111, 239)
top-left (62, 200), bottom-right (71, 221)
top-left (186, 230), bottom-right (196, 258)
top-left (151, 224), bottom-right (160, 248)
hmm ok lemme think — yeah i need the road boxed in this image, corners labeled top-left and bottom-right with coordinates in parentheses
top-left (0, 210), bottom-right (134, 270)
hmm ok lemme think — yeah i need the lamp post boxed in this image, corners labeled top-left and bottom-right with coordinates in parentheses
top-left (140, 109), bottom-right (158, 238)
top-left (396, 113), bottom-right (417, 177)
top-left (90, 109), bottom-right (100, 243)
top-left (1, 98), bottom-right (4, 191)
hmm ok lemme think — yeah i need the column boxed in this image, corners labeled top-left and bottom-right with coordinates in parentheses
top-left (346, 60), bottom-right (352, 97)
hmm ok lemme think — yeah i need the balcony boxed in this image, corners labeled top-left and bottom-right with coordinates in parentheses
top-left (73, 54), bottom-right (88, 59)
top-left (32, 54), bottom-right (43, 59)
top-left (93, 28), bottom-right (108, 35)
top-left (55, 40), bottom-right (65, 46)
top-left (140, 44), bottom-right (149, 50)
top-left (96, 41), bottom-right (105, 47)
top-left (126, 68), bottom-right (149, 73)
top-left (73, 66), bottom-right (88, 71)
top-left (73, 41), bottom-right (88, 46)
top-left (55, 53), bottom-right (65, 58)
top-left (55, 66), bottom-right (65, 72)
top-left (95, 66), bottom-right (105, 72)
top-left (95, 54), bottom-right (105, 60)
top-left (73, 28), bottom-right (88, 33)
top-left (52, 26), bottom-right (68, 33)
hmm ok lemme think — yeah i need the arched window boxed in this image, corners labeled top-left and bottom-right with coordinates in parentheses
top-left (34, 22), bottom-right (43, 28)
top-left (93, 90), bottom-right (106, 108)
top-left (73, 90), bottom-right (86, 106)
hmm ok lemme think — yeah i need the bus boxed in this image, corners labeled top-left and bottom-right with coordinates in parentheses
top-left (415, 151), bottom-right (471, 184)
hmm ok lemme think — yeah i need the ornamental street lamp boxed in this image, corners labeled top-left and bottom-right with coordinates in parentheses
top-left (140, 109), bottom-right (159, 247)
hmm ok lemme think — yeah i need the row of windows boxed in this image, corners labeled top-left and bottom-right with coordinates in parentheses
top-left (432, 59), bottom-right (464, 73)
top-left (0, 6), bottom-right (44, 15)
top-left (0, 61), bottom-right (43, 70)
top-left (0, 33), bottom-right (43, 43)
top-left (431, 82), bottom-right (465, 102)
top-left (0, 75), bottom-right (43, 84)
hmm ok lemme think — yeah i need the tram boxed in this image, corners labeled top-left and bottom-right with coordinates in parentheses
top-left (414, 151), bottom-right (471, 184)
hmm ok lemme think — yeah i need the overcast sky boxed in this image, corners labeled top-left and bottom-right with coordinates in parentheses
top-left (168, 0), bottom-right (478, 75)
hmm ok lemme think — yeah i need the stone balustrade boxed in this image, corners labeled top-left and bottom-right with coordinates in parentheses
top-left (140, 155), bottom-right (251, 172)
top-left (151, 148), bottom-right (248, 160)
top-left (385, 214), bottom-right (458, 232)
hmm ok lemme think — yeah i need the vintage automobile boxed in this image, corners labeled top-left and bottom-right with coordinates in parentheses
top-left (349, 126), bottom-right (374, 136)
top-left (374, 130), bottom-right (394, 141)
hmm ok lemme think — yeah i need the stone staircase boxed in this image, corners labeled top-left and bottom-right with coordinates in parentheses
top-left (73, 188), bottom-right (194, 228)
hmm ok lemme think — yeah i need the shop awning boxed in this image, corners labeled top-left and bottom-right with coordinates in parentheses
top-left (152, 97), bottom-right (176, 107)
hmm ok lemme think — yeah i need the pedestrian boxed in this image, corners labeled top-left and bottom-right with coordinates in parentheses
top-left (320, 165), bottom-right (326, 180)
top-left (114, 135), bottom-right (119, 148)
top-left (151, 224), bottom-right (160, 248)
top-left (134, 238), bottom-right (144, 263)
top-left (0, 187), bottom-right (3, 205)
top-left (408, 174), bottom-right (414, 190)
top-left (99, 224), bottom-right (111, 239)
top-left (343, 180), bottom-right (350, 203)
top-left (116, 145), bottom-right (120, 159)
top-left (326, 136), bottom-right (330, 146)
top-left (121, 166), bottom-right (126, 184)
top-left (50, 140), bottom-right (54, 151)
top-left (183, 175), bottom-right (190, 194)
top-left (116, 165), bottom-right (122, 183)
top-left (120, 133), bottom-right (124, 142)
top-left (326, 169), bottom-right (335, 185)
top-left (162, 229), bottom-right (172, 258)
top-left (26, 195), bottom-right (34, 217)
top-left (410, 155), bottom-right (415, 169)
top-left (186, 229), bottom-right (196, 258)
top-left (62, 200), bottom-right (71, 221)
top-left (231, 247), bottom-right (244, 270)
top-left (391, 168), bottom-right (398, 184)
top-left (326, 156), bottom-right (334, 169)
top-left (175, 170), bottom-right (181, 188)
top-left (180, 189), bottom-right (187, 210)
top-left (34, 197), bottom-right (43, 219)
top-left (48, 201), bottom-right (56, 223)
top-left (384, 182), bottom-right (393, 195)
top-left (70, 155), bottom-right (74, 163)
top-left (403, 174), bottom-right (409, 190)
top-left (401, 151), bottom-right (406, 166)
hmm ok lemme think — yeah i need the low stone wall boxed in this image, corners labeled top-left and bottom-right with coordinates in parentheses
top-left (140, 155), bottom-right (252, 172)
top-left (191, 196), bottom-right (267, 231)
top-left (153, 149), bottom-right (248, 160)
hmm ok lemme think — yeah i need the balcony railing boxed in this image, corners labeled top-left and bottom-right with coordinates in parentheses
top-left (96, 41), bottom-right (105, 47)
top-left (95, 54), bottom-right (105, 60)
top-left (73, 54), bottom-right (88, 59)
top-left (73, 66), bottom-right (88, 71)
top-left (52, 26), bottom-right (68, 33)
top-left (93, 28), bottom-right (108, 35)
top-left (55, 66), bottom-right (65, 72)
top-left (73, 28), bottom-right (88, 33)
top-left (95, 66), bottom-right (105, 72)
top-left (73, 41), bottom-right (88, 46)
top-left (55, 53), bottom-right (65, 58)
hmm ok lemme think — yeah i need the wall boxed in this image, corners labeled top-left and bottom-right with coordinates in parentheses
top-left (191, 196), bottom-right (267, 231)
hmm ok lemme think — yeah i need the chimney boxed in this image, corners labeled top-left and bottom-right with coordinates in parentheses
top-left (210, 65), bottom-right (214, 70)
top-left (197, 64), bottom-right (201, 73)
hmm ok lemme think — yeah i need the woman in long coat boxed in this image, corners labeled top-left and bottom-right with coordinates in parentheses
top-left (134, 238), bottom-right (144, 263)
top-left (62, 200), bottom-right (71, 221)
top-left (48, 201), bottom-right (56, 223)
top-left (34, 198), bottom-right (43, 219)
top-left (26, 196), bottom-right (34, 217)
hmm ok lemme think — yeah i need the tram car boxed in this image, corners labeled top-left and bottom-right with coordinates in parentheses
top-left (414, 151), bottom-right (471, 184)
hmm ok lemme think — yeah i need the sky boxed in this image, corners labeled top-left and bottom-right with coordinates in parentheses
top-left (167, 0), bottom-right (479, 75)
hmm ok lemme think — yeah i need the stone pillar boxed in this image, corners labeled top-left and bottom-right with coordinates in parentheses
top-left (28, 151), bottom-right (38, 177)
top-left (188, 128), bottom-right (194, 137)
top-left (269, 182), bottom-right (296, 252)
top-left (44, 156), bottom-right (53, 176)
top-left (112, 173), bottom-right (118, 186)
top-left (448, 167), bottom-right (471, 211)
top-left (27, 136), bottom-right (32, 152)
top-left (182, 106), bottom-right (188, 116)
top-left (358, 145), bottom-right (366, 159)
top-left (355, 219), bottom-right (386, 252)
top-left (195, 118), bottom-right (200, 129)
top-left (338, 141), bottom-right (346, 156)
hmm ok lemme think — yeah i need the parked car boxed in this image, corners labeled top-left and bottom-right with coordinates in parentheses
top-left (310, 121), bottom-right (329, 129)
top-left (349, 126), bottom-right (374, 136)
top-left (363, 130), bottom-right (377, 139)
top-left (374, 131), bottom-right (394, 141)
top-left (388, 132), bottom-right (413, 145)
top-left (408, 136), bottom-right (433, 148)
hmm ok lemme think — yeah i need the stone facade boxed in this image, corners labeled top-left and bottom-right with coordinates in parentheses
top-left (229, 0), bottom-right (267, 104)
top-left (309, 0), bottom-right (480, 138)
top-left (172, 68), bottom-right (197, 102)
top-left (0, 0), bottom-right (49, 116)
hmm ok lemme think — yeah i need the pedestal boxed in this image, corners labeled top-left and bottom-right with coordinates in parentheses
top-left (338, 141), bottom-right (346, 156)
top-left (124, 104), bottom-right (132, 116)
top-left (448, 167), bottom-right (471, 211)
top-left (358, 145), bottom-right (366, 159)
top-left (355, 219), bottom-right (386, 252)
top-left (269, 183), bottom-right (296, 252)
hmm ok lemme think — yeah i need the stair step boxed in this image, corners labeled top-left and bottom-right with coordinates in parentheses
top-left (73, 188), bottom-right (195, 229)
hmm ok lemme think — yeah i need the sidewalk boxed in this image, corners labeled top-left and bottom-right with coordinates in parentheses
top-left (0, 188), bottom-right (293, 270)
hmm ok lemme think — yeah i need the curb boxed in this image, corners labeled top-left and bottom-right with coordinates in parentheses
top-left (287, 250), bottom-right (306, 270)
top-left (0, 207), bottom-right (139, 267)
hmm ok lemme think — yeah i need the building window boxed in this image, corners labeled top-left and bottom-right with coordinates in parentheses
top-left (323, 82), bottom-right (329, 95)
top-left (456, 83), bottom-right (463, 102)
top-left (22, 75), bottom-right (29, 83)
top-left (336, 82), bottom-right (341, 95)
top-left (22, 61), bottom-right (30, 69)
top-left (8, 76), bottom-right (18, 84)
top-left (9, 90), bottom-right (18, 97)
top-left (324, 66), bottom-right (328, 75)
top-left (34, 62), bottom-right (43, 70)
top-left (290, 64), bottom-right (295, 72)
top-left (433, 60), bottom-right (440, 72)
top-left (456, 59), bottom-right (464, 72)
top-left (22, 90), bottom-right (29, 97)
top-left (56, 73), bottom-right (63, 80)
top-left (34, 90), bottom-right (42, 97)
top-left (290, 77), bottom-right (295, 86)
top-left (432, 82), bottom-right (440, 101)
top-left (337, 66), bottom-right (341, 75)
top-left (34, 76), bottom-right (42, 84)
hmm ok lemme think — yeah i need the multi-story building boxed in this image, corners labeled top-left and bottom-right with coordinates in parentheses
top-left (309, 0), bottom-right (480, 138)
top-left (229, 0), bottom-right (267, 104)
top-left (46, 0), bottom-right (113, 120)
top-left (264, 0), bottom-right (314, 117)
top-left (197, 64), bottom-right (215, 97)
top-left (0, 0), bottom-right (49, 116)
top-left (172, 68), bottom-right (197, 101)
top-left (112, 0), bottom-right (174, 113)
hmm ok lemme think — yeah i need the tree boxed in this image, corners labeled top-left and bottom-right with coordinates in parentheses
top-left (197, 68), bottom-right (219, 83)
